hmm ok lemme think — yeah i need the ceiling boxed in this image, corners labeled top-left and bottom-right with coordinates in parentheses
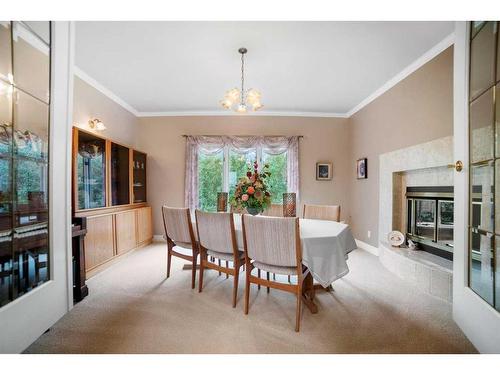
top-left (74, 21), bottom-right (454, 116)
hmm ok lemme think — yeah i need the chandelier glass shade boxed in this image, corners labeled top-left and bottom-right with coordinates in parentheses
top-left (220, 47), bottom-right (263, 113)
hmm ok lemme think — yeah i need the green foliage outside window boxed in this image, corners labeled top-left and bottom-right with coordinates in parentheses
top-left (198, 151), bottom-right (223, 212)
top-left (229, 150), bottom-right (256, 198)
top-left (262, 152), bottom-right (287, 204)
top-left (197, 148), bottom-right (288, 210)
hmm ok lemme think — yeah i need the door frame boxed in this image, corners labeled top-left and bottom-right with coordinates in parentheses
top-left (453, 21), bottom-right (500, 353)
top-left (0, 21), bottom-right (74, 353)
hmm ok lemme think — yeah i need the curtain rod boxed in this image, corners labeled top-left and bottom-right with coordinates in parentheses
top-left (181, 135), bottom-right (303, 138)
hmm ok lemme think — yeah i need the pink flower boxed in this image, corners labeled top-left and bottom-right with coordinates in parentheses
top-left (241, 194), bottom-right (249, 201)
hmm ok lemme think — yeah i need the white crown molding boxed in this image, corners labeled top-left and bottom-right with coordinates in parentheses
top-left (137, 110), bottom-right (349, 118)
top-left (73, 66), bottom-right (140, 116)
top-left (74, 33), bottom-right (454, 121)
top-left (345, 32), bottom-right (455, 118)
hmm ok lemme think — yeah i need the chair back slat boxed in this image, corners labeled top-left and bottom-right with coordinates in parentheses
top-left (262, 204), bottom-right (283, 217)
top-left (162, 206), bottom-right (193, 244)
top-left (303, 204), bottom-right (340, 222)
top-left (196, 211), bottom-right (235, 254)
top-left (242, 215), bottom-right (299, 268)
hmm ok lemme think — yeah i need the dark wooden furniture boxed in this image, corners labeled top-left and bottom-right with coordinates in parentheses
top-left (72, 217), bottom-right (88, 302)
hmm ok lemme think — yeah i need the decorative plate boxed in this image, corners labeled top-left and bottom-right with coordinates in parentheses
top-left (388, 230), bottom-right (405, 247)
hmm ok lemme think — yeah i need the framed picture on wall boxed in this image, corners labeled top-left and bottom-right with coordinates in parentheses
top-left (316, 162), bottom-right (332, 180)
top-left (357, 158), bottom-right (368, 179)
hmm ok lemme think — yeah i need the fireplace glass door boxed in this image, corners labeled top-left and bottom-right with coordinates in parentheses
top-left (415, 199), bottom-right (436, 241)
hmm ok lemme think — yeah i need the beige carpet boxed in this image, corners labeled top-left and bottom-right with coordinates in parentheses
top-left (25, 243), bottom-right (476, 354)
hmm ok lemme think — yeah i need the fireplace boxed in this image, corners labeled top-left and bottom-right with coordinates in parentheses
top-left (406, 186), bottom-right (454, 260)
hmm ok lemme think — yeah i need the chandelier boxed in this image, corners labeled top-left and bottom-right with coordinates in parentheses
top-left (220, 47), bottom-right (263, 113)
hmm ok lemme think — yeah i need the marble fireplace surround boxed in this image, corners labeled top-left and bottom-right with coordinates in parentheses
top-left (378, 136), bottom-right (454, 302)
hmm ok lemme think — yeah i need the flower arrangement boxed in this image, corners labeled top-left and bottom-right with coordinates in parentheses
top-left (230, 161), bottom-right (272, 215)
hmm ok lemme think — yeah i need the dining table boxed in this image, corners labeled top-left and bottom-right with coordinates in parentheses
top-left (192, 214), bottom-right (358, 313)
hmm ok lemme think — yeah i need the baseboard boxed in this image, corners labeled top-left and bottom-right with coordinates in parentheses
top-left (355, 239), bottom-right (379, 256)
top-left (153, 234), bottom-right (166, 242)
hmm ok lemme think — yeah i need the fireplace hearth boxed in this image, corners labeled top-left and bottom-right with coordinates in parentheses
top-left (406, 186), bottom-right (453, 261)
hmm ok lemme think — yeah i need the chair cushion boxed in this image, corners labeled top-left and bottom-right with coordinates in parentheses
top-left (207, 249), bottom-right (244, 261)
top-left (252, 261), bottom-right (297, 275)
top-left (173, 245), bottom-right (195, 257)
top-left (175, 241), bottom-right (193, 249)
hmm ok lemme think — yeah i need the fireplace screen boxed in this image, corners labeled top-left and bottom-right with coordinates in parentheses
top-left (406, 187), bottom-right (454, 259)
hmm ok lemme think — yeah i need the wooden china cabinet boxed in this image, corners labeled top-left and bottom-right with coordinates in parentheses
top-left (72, 127), bottom-right (152, 278)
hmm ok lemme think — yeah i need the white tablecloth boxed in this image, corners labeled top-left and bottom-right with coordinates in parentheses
top-left (224, 216), bottom-right (357, 288)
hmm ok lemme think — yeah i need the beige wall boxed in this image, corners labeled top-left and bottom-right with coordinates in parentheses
top-left (348, 46), bottom-right (454, 247)
top-left (72, 47), bottom-right (454, 243)
top-left (73, 76), bottom-right (139, 146)
top-left (135, 116), bottom-right (351, 235)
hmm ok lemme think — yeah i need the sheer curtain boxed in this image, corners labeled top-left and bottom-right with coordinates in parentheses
top-left (184, 135), bottom-right (300, 211)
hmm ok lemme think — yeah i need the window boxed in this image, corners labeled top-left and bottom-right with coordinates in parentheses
top-left (262, 151), bottom-right (287, 204)
top-left (228, 148), bottom-right (256, 198)
top-left (198, 150), bottom-right (224, 211)
top-left (198, 146), bottom-right (288, 211)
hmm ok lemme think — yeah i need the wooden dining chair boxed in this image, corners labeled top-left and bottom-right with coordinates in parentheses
top-left (242, 215), bottom-right (309, 332)
top-left (161, 206), bottom-right (199, 289)
top-left (195, 210), bottom-right (245, 307)
top-left (262, 203), bottom-right (284, 217)
top-left (261, 203), bottom-right (284, 281)
top-left (303, 204), bottom-right (341, 222)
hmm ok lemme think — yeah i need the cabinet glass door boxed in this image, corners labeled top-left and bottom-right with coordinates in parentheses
top-left (76, 130), bottom-right (106, 210)
top-left (110, 143), bottom-right (130, 206)
top-left (133, 150), bottom-right (146, 203)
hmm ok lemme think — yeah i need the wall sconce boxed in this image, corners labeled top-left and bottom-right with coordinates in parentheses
top-left (88, 118), bottom-right (106, 131)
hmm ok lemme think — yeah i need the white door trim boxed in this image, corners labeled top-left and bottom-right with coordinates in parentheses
top-left (0, 21), bottom-right (74, 353)
top-left (452, 21), bottom-right (500, 354)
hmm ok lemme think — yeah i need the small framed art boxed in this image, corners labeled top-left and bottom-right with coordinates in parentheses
top-left (357, 158), bottom-right (367, 179)
top-left (316, 162), bottom-right (332, 180)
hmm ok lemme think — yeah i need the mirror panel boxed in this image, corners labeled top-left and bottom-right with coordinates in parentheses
top-left (12, 22), bottom-right (50, 104)
top-left (22, 22), bottom-right (50, 44)
top-left (0, 80), bottom-right (13, 156)
top-left (12, 89), bottom-right (49, 160)
top-left (470, 88), bottom-right (494, 163)
top-left (470, 229), bottom-right (494, 305)
top-left (471, 21), bottom-right (487, 39)
top-left (471, 162), bottom-right (494, 234)
top-left (0, 22), bottom-right (12, 82)
top-left (497, 237), bottom-right (500, 311)
top-left (470, 21), bottom-right (496, 101)
top-left (496, 86), bottom-right (500, 157)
